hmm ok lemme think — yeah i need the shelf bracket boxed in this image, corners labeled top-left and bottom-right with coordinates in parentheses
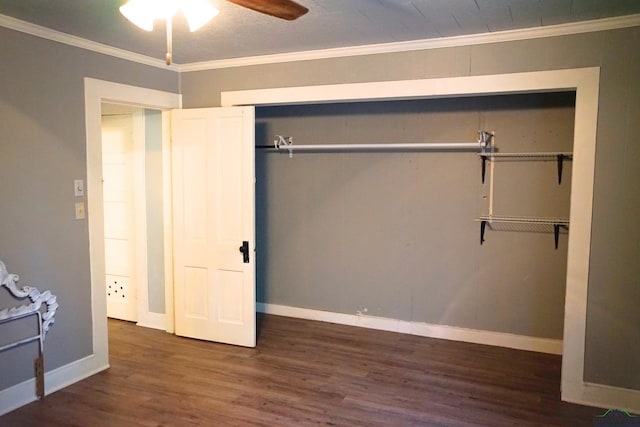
top-left (480, 220), bottom-right (488, 245)
top-left (481, 155), bottom-right (487, 184)
top-left (557, 154), bottom-right (566, 184)
top-left (553, 224), bottom-right (569, 250)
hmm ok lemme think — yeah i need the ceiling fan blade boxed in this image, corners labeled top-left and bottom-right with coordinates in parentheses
top-left (226, 0), bottom-right (308, 20)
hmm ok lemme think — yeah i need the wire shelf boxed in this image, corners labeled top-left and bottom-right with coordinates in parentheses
top-left (477, 216), bottom-right (569, 249)
top-left (477, 215), bottom-right (569, 225)
top-left (477, 152), bottom-right (573, 158)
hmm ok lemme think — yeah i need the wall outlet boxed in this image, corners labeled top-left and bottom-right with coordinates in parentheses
top-left (75, 202), bottom-right (86, 220)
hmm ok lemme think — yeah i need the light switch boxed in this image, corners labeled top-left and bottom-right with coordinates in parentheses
top-left (74, 179), bottom-right (84, 197)
top-left (75, 202), bottom-right (86, 220)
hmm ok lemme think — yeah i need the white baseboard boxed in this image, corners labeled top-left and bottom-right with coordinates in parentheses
top-left (256, 303), bottom-right (563, 355)
top-left (564, 381), bottom-right (640, 415)
top-left (136, 311), bottom-right (166, 331)
top-left (0, 354), bottom-right (108, 416)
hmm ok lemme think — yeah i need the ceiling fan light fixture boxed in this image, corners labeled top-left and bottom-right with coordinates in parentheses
top-left (119, 0), bottom-right (219, 65)
top-left (119, 0), bottom-right (305, 65)
top-left (182, 0), bottom-right (220, 31)
top-left (119, 0), bottom-right (218, 32)
top-left (119, 0), bottom-right (158, 31)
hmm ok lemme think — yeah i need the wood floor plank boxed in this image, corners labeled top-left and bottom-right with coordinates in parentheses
top-left (1, 314), bottom-right (604, 426)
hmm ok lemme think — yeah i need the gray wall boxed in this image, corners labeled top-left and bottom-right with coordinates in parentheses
top-left (0, 27), bottom-right (178, 390)
top-left (181, 27), bottom-right (640, 390)
top-left (144, 109), bottom-right (165, 314)
top-left (254, 94), bottom-right (573, 339)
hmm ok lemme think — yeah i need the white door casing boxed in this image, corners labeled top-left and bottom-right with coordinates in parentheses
top-left (171, 107), bottom-right (256, 347)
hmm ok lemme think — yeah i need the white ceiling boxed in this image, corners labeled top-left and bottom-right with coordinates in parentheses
top-left (1, 0), bottom-right (639, 65)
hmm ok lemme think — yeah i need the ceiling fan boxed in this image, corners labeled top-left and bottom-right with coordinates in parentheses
top-left (120, 0), bottom-right (308, 64)
top-left (226, 0), bottom-right (308, 21)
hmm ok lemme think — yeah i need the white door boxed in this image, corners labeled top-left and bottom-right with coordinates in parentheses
top-left (102, 114), bottom-right (138, 322)
top-left (171, 107), bottom-right (256, 347)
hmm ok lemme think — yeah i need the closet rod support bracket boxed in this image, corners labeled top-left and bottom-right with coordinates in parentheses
top-left (478, 131), bottom-right (493, 153)
top-left (274, 135), bottom-right (294, 158)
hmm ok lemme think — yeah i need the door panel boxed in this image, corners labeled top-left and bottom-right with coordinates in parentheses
top-left (184, 266), bottom-right (209, 319)
top-left (217, 270), bottom-right (244, 324)
top-left (171, 107), bottom-right (255, 347)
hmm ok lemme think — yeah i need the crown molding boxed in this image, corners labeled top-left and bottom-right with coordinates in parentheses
top-left (178, 13), bottom-right (640, 72)
top-left (1, 12), bottom-right (638, 73)
top-left (0, 14), bottom-right (177, 71)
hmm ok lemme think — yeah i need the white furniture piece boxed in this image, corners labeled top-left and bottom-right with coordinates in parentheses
top-left (0, 260), bottom-right (58, 398)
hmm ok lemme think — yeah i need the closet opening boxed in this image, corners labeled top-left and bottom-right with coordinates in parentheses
top-left (254, 92), bottom-right (576, 354)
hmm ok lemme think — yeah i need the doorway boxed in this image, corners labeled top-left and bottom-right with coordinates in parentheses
top-left (85, 78), bottom-right (180, 376)
top-left (86, 79), bottom-right (256, 375)
top-left (100, 103), bottom-right (168, 328)
top-left (253, 93), bottom-right (575, 347)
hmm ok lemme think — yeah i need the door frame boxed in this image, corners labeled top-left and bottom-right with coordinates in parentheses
top-left (220, 68), bottom-right (603, 408)
top-left (84, 78), bottom-right (181, 371)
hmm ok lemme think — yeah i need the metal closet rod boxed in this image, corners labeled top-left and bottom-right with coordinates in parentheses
top-left (275, 141), bottom-right (481, 150)
top-left (263, 132), bottom-right (492, 156)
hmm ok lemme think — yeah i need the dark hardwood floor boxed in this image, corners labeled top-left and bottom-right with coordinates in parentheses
top-left (2, 314), bottom-right (602, 426)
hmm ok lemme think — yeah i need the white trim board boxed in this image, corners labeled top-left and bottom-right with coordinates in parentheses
top-left (161, 110), bottom-right (175, 334)
top-left (1, 12), bottom-right (638, 71)
top-left (0, 14), bottom-right (175, 71)
top-left (0, 354), bottom-right (107, 416)
top-left (219, 67), bottom-right (640, 412)
top-left (257, 303), bottom-right (563, 355)
top-left (564, 383), bottom-right (640, 415)
top-left (181, 14), bottom-right (640, 71)
top-left (132, 109), bottom-right (148, 326)
top-left (222, 68), bottom-right (595, 106)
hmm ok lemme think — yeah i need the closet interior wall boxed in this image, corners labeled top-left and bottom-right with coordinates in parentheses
top-left (255, 92), bottom-right (575, 340)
